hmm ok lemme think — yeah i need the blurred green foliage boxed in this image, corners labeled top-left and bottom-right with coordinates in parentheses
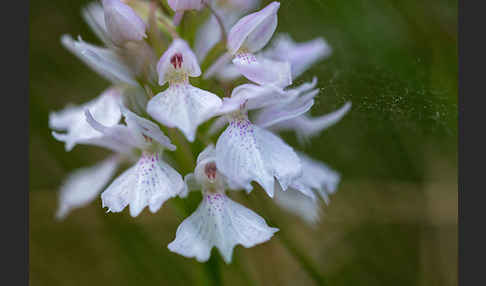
top-left (30, 0), bottom-right (457, 285)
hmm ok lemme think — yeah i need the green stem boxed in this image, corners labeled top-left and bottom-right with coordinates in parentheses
top-left (244, 192), bottom-right (327, 286)
top-left (277, 230), bottom-right (328, 286)
top-left (202, 254), bottom-right (223, 286)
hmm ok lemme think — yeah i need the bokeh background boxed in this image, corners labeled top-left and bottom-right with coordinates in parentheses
top-left (29, 0), bottom-right (457, 285)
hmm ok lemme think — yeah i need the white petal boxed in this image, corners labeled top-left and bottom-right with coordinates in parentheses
top-left (56, 156), bottom-right (119, 220)
top-left (61, 35), bottom-right (137, 85)
top-left (121, 106), bottom-right (176, 151)
top-left (223, 83), bottom-right (289, 111)
top-left (254, 89), bottom-right (318, 128)
top-left (168, 193), bottom-right (278, 263)
top-left (147, 84), bottom-right (222, 142)
top-left (84, 109), bottom-right (141, 152)
top-left (216, 119), bottom-right (273, 195)
top-left (227, 2), bottom-right (280, 54)
top-left (49, 88), bottom-right (122, 151)
top-left (81, 2), bottom-right (111, 45)
top-left (274, 185), bottom-right (321, 224)
top-left (269, 102), bottom-right (351, 142)
top-left (295, 153), bottom-right (341, 204)
top-left (196, 144), bottom-right (216, 164)
top-left (208, 116), bottom-right (228, 136)
top-left (232, 53), bottom-right (292, 87)
top-left (215, 119), bottom-right (301, 197)
top-left (101, 152), bottom-right (184, 217)
top-left (264, 34), bottom-right (332, 78)
top-left (253, 125), bottom-right (302, 192)
top-left (194, 16), bottom-right (223, 62)
top-left (157, 39), bottom-right (201, 85)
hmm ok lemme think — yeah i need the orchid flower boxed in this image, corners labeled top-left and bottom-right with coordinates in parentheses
top-left (168, 145), bottom-right (278, 263)
top-left (274, 153), bottom-right (340, 224)
top-left (83, 106), bottom-right (184, 217)
top-left (147, 39), bottom-right (222, 142)
top-left (211, 79), bottom-right (320, 197)
top-left (50, 88), bottom-right (123, 152)
top-left (194, 0), bottom-right (260, 61)
top-left (206, 1), bottom-right (292, 87)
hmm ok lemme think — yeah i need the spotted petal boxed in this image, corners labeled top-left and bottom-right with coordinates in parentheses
top-left (168, 193), bottom-right (278, 263)
top-left (215, 119), bottom-right (301, 197)
top-left (147, 84), bottom-right (222, 142)
top-left (56, 156), bottom-right (120, 220)
top-left (101, 152), bottom-right (184, 217)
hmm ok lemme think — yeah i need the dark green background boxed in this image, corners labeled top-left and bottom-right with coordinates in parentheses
top-left (30, 0), bottom-right (457, 285)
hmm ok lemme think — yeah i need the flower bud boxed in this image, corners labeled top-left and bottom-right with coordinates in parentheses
top-left (102, 0), bottom-right (147, 45)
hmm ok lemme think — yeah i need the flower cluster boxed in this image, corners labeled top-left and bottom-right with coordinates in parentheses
top-left (50, 0), bottom-right (351, 263)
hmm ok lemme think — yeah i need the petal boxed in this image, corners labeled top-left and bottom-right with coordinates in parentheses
top-left (203, 52), bottom-right (234, 80)
top-left (253, 125), bottom-right (302, 192)
top-left (82, 2), bottom-right (111, 45)
top-left (194, 16), bottom-right (223, 62)
top-left (269, 102), bottom-right (351, 142)
top-left (254, 88), bottom-right (318, 128)
top-left (208, 116), bottom-right (228, 136)
top-left (101, 152), bottom-right (184, 217)
top-left (84, 109), bottom-right (141, 152)
top-left (56, 156), bottom-right (119, 220)
top-left (49, 88), bottom-right (122, 151)
top-left (180, 173), bottom-right (200, 198)
top-left (295, 153), bottom-right (341, 204)
top-left (61, 35), bottom-right (137, 85)
top-left (215, 119), bottom-right (274, 195)
top-left (121, 106), bottom-right (176, 151)
top-left (232, 53), bottom-right (292, 87)
top-left (168, 193), bottom-right (278, 263)
top-left (196, 144), bottom-right (216, 164)
top-left (264, 34), bottom-right (332, 78)
top-left (157, 39), bottom-right (201, 85)
top-left (102, 0), bottom-right (147, 45)
top-left (223, 83), bottom-right (289, 111)
top-left (274, 185), bottom-right (321, 224)
top-left (168, 0), bottom-right (204, 11)
top-left (215, 119), bottom-right (300, 197)
top-left (147, 84), bottom-right (222, 142)
top-left (227, 1), bottom-right (280, 54)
